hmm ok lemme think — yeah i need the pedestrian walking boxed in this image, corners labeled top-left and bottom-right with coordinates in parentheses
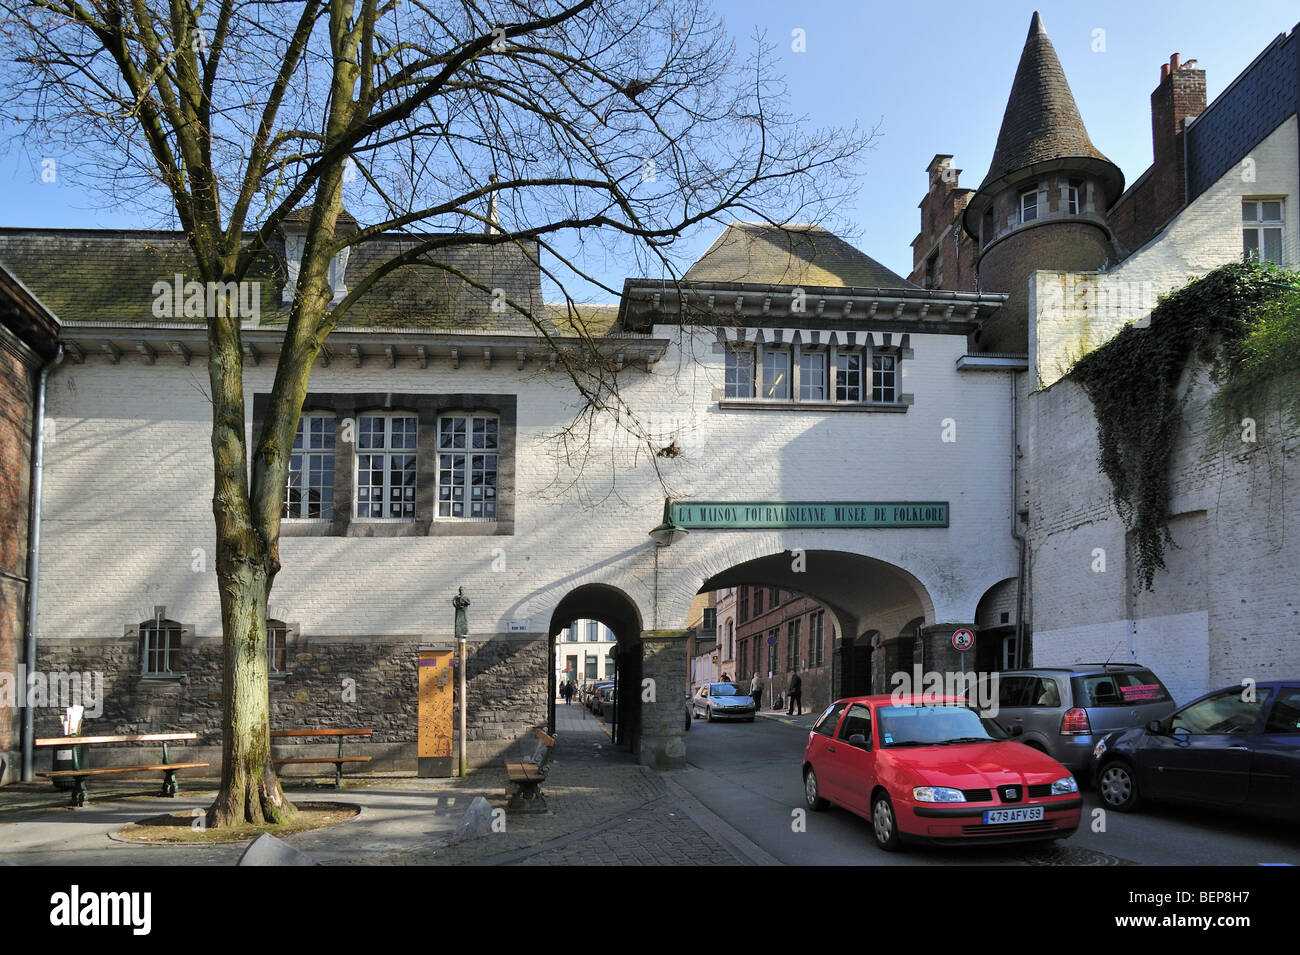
top-left (750, 672), bottom-right (763, 711)
top-left (787, 670), bottom-right (803, 716)
top-left (561, 681), bottom-right (572, 705)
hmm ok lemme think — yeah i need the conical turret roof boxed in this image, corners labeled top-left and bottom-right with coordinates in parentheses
top-left (980, 12), bottom-right (1117, 188)
top-left (963, 12), bottom-right (1123, 239)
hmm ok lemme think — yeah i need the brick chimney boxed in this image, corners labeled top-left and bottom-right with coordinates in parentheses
top-left (1149, 53), bottom-right (1206, 226)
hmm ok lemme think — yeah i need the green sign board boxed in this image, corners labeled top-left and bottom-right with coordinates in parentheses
top-left (670, 501), bottom-right (949, 529)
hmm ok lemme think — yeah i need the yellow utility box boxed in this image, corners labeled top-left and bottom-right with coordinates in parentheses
top-left (418, 645), bottom-right (455, 777)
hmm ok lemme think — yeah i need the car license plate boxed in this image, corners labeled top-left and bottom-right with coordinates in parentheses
top-left (983, 806), bottom-right (1044, 825)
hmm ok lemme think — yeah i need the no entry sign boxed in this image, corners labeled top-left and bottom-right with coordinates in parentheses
top-left (951, 629), bottom-right (975, 652)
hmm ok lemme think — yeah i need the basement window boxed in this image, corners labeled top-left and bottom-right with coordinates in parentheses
top-left (140, 620), bottom-right (183, 676)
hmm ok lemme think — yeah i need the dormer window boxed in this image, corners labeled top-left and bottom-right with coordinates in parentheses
top-left (280, 210), bottom-right (356, 306)
top-left (1021, 188), bottom-right (1039, 224)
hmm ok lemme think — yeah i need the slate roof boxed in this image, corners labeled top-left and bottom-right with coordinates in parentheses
top-left (979, 12), bottom-right (1120, 192)
top-left (0, 226), bottom-right (552, 335)
top-left (683, 222), bottom-right (916, 289)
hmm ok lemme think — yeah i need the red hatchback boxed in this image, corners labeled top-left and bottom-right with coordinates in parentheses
top-left (802, 695), bottom-right (1083, 850)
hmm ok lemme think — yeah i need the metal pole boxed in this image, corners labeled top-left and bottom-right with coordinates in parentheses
top-left (458, 635), bottom-right (467, 777)
top-left (22, 345), bottom-right (63, 782)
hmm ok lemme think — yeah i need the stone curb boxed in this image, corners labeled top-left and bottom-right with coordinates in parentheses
top-left (658, 771), bottom-right (783, 866)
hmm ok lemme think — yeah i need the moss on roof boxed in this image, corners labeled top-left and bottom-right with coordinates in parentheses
top-left (684, 222), bottom-right (915, 289)
top-left (0, 228), bottom-right (550, 334)
top-left (545, 302), bottom-right (622, 336)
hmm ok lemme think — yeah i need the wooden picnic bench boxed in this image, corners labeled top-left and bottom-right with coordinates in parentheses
top-left (270, 728), bottom-right (372, 788)
top-left (505, 728), bottom-right (557, 813)
top-left (35, 732), bottom-right (209, 807)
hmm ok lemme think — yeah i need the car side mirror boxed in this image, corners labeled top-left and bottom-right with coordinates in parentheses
top-left (1146, 719), bottom-right (1165, 735)
top-left (848, 733), bottom-right (870, 750)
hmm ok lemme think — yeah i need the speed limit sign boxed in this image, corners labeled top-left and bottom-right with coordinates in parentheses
top-left (951, 629), bottom-right (975, 652)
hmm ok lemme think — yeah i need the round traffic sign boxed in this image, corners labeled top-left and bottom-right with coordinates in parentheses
top-left (951, 629), bottom-right (975, 652)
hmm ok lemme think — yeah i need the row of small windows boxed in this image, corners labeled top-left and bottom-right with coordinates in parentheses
top-left (285, 413), bottom-right (498, 522)
top-left (734, 609), bottom-right (828, 676)
top-left (140, 620), bottom-right (289, 676)
top-left (561, 620), bottom-right (616, 642)
top-left (724, 347), bottom-right (897, 403)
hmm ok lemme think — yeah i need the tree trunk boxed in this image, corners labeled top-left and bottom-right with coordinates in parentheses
top-left (206, 559), bottom-right (296, 828)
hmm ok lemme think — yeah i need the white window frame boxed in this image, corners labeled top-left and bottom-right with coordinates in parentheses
top-left (1020, 188), bottom-right (1038, 224)
top-left (761, 348), bottom-right (791, 400)
top-left (140, 620), bottom-right (183, 676)
top-left (724, 346), bottom-right (755, 398)
top-left (587, 620), bottom-right (600, 641)
top-left (355, 412), bottom-right (419, 520)
top-left (1067, 181), bottom-right (1081, 215)
top-left (871, 351), bottom-right (899, 403)
top-left (798, 350), bottom-right (827, 401)
top-left (285, 413), bottom-right (337, 521)
top-left (436, 413), bottom-right (499, 521)
top-left (835, 351), bottom-right (862, 402)
top-left (1243, 199), bottom-right (1285, 266)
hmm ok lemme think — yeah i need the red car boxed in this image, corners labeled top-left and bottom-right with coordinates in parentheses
top-left (802, 695), bottom-right (1082, 850)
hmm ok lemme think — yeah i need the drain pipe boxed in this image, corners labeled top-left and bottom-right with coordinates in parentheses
top-left (22, 344), bottom-right (64, 781)
top-left (1010, 370), bottom-right (1027, 669)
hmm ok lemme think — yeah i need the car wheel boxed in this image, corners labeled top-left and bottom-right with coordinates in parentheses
top-left (871, 792), bottom-right (901, 851)
top-left (804, 766), bottom-right (829, 811)
top-left (1098, 761), bottom-right (1141, 812)
top-left (706, 706), bottom-right (714, 722)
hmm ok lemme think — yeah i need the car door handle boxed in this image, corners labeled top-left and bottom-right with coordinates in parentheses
top-left (1227, 745), bottom-right (1250, 751)
top-left (828, 745), bottom-right (836, 753)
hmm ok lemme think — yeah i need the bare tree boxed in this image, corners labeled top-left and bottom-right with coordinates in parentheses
top-left (1, 0), bottom-right (868, 826)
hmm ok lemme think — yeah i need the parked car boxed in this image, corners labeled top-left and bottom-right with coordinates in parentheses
top-left (584, 681), bottom-right (613, 712)
top-left (974, 664), bottom-right (1178, 777)
top-left (692, 683), bottom-right (756, 722)
top-left (594, 684), bottom-right (616, 717)
top-left (1092, 681), bottom-right (1300, 820)
top-left (803, 695), bottom-right (1082, 850)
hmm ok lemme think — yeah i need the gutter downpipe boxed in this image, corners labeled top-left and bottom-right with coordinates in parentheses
top-left (22, 344), bottom-right (64, 781)
top-left (1010, 369), bottom-right (1027, 669)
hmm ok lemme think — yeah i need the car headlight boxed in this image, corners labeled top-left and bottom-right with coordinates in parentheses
top-left (1051, 776), bottom-right (1079, 795)
top-left (1093, 739), bottom-right (1107, 759)
top-left (912, 786), bottom-right (966, 803)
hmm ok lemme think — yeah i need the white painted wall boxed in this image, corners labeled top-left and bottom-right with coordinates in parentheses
top-left (1030, 116), bottom-right (1299, 388)
top-left (35, 321), bottom-right (1019, 650)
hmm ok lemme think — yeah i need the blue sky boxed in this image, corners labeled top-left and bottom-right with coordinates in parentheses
top-left (3, 1), bottom-right (1297, 301)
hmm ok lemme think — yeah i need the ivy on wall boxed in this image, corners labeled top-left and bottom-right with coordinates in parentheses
top-left (1070, 262), bottom-right (1300, 590)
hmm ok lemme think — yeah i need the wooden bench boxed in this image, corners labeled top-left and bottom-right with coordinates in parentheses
top-left (505, 728), bottom-right (556, 813)
top-left (35, 733), bottom-right (209, 807)
top-left (270, 728), bottom-right (372, 788)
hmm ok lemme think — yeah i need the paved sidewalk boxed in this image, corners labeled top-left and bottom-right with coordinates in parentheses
top-left (0, 703), bottom-right (770, 866)
top-left (755, 708), bottom-right (819, 729)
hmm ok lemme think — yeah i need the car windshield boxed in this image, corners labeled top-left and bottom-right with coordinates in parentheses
top-left (710, 684), bottom-right (746, 696)
top-left (876, 705), bottom-right (1009, 747)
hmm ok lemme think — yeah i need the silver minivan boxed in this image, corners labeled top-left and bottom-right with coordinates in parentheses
top-left (975, 664), bottom-right (1178, 778)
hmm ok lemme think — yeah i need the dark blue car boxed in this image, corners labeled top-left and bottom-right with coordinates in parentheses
top-left (1091, 681), bottom-right (1300, 820)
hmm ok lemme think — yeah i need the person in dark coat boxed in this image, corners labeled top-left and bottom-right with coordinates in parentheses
top-left (787, 670), bottom-right (803, 715)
